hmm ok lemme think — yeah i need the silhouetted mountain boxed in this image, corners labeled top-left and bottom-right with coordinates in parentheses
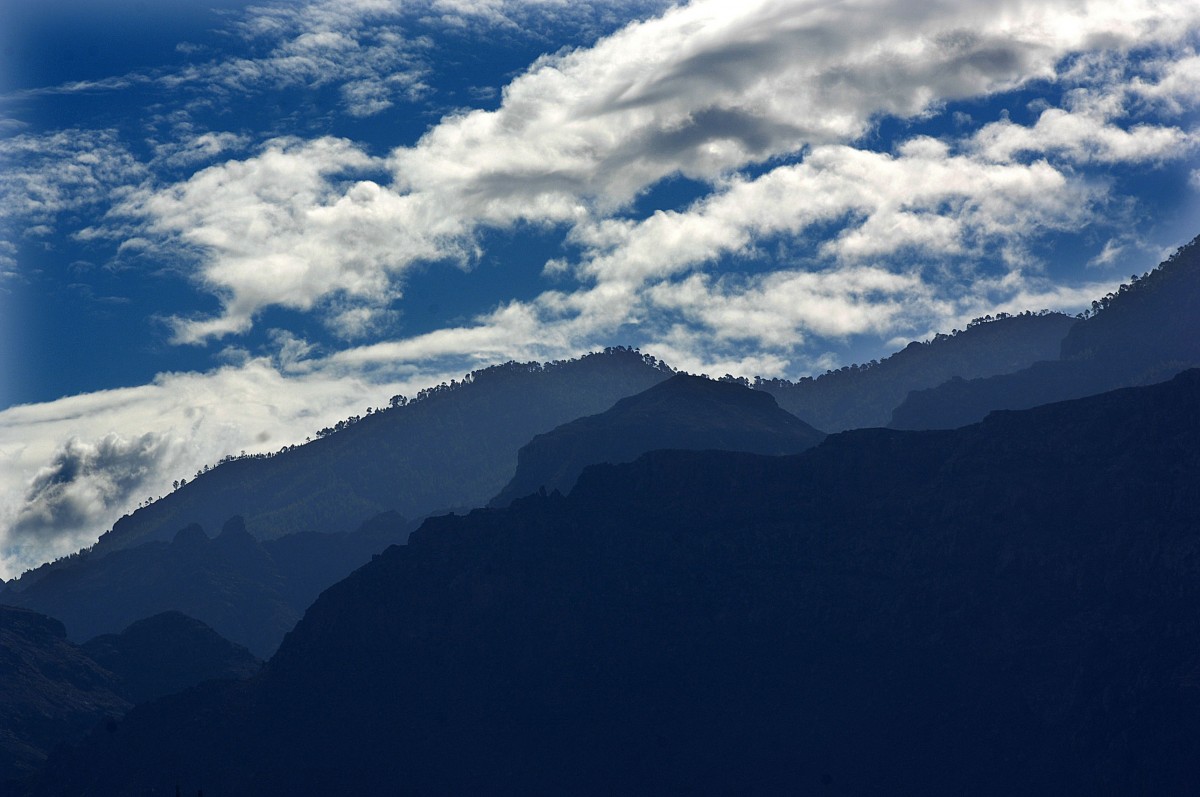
top-left (32, 370), bottom-right (1200, 795)
top-left (891, 236), bottom-right (1200, 429)
top-left (2, 512), bottom-right (415, 657)
top-left (491, 373), bottom-right (824, 506)
top-left (753, 310), bottom-right (1075, 431)
top-left (72, 348), bottom-right (673, 559)
top-left (0, 607), bottom-right (128, 788)
top-left (80, 612), bottom-right (260, 705)
top-left (0, 606), bottom-right (262, 794)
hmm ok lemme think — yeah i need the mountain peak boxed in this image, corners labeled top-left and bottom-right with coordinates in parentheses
top-left (491, 373), bottom-right (823, 507)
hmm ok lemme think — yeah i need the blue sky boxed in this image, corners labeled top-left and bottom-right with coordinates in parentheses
top-left (1, 0), bottom-right (1198, 576)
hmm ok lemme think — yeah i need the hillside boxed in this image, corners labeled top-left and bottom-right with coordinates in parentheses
top-left (0, 607), bottom-right (257, 792)
top-left (79, 612), bottom-right (260, 705)
top-left (2, 512), bottom-right (414, 657)
top-left (754, 310), bottom-right (1076, 431)
top-left (891, 236), bottom-right (1200, 429)
top-left (32, 370), bottom-right (1200, 795)
top-left (69, 349), bottom-right (675, 560)
top-left (0, 607), bottom-right (128, 788)
top-left (491, 373), bottom-right (824, 506)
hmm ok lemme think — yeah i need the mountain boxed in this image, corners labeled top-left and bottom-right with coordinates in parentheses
top-left (31, 370), bottom-right (1200, 795)
top-left (2, 512), bottom-right (414, 657)
top-left (63, 348), bottom-right (674, 562)
top-left (0, 606), bottom-right (263, 793)
top-left (890, 236), bottom-right (1200, 429)
top-left (0, 607), bottom-right (128, 789)
top-left (490, 373), bottom-right (824, 506)
top-left (753, 310), bottom-right (1076, 431)
top-left (79, 612), bottom-right (260, 705)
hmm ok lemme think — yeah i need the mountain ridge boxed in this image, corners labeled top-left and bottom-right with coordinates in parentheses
top-left (491, 372), bottom-right (824, 506)
top-left (891, 236), bottom-right (1200, 429)
top-left (32, 369), bottom-right (1200, 795)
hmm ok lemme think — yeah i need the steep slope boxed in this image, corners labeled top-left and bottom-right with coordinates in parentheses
top-left (491, 373), bottom-right (824, 506)
top-left (3, 513), bottom-right (414, 657)
top-left (0, 607), bottom-right (128, 788)
top-left (34, 371), bottom-right (1200, 795)
top-left (891, 236), bottom-right (1200, 429)
top-left (54, 349), bottom-right (673, 561)
top-left (80, 612), bottom-right (260, 705)
top-left (754, 310), bottom-right (1075, 431)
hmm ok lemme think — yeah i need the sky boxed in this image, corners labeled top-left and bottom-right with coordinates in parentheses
top-left (1, 0), bottom-right (1198, 578)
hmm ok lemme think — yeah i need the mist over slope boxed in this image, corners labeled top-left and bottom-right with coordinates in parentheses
top-left (90, 349), bottom-right (676, 555)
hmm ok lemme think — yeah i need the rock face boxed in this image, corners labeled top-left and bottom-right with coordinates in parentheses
top-left (0, 607), bottom-right (128, 787)
top-left (890, 236), bottom-right (1200, 430)
top-left (31, 370), bottom-right (1200, 796)
top-left (491, 373), bottom-right (825, 506)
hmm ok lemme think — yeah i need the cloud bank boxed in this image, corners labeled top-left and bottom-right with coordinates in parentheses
top-left (104, 0), bottom-right (1199, 349)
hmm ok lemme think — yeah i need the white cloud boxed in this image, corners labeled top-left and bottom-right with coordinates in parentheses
top-left (112, 0), bottom-right (1200, 345)
top-left (0, 130), bottom-right (148, 230)
top-left (153, 132), bottom-right (251, 170)
top-left (568, 139), bottom-right (1101, 287)
top-left (114, 136), bottom-right (448, 342)
top-left (972, 106), bottom-right (1193, 165)
top-left (9, 432), bottom-right (175, 549)
top-left (0, 354), bottom-right (460, 579)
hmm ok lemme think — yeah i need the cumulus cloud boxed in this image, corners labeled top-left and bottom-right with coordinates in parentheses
top-left (111, 0), bottom-right (1200, 345)
top-left (114, 137), bottom-right (432, 342)
top-left (10, 432), bottom-right (174, 546)
top-left (567, 138), bottom-right (1102, 285)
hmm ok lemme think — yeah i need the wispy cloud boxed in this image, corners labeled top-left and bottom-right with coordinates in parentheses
top-left (0, 130), bottom-right (148, 230)
top-left (0, 351), bottom-right (460, 578)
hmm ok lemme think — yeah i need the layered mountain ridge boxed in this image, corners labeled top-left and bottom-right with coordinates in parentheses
top-left (30, 369), bottom-right (1200, 795)
top-left (0, 607), bottom-right (257, 791)
top-left (2, 513), bottom-right (414, 657)
top-left (891, 234), bottom-right (1200, 429)
top-left (491, 373), bottom-right (825, 506)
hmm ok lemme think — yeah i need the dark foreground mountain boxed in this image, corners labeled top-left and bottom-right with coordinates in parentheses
top-left (32, 370), bottom-right (1200, 795)
top-left (80, 612), bottom-right (260, 705)
top-left (0, 607), bottom-right (256, 791)
top-left (0, 607), bottom-right (127, 788)
top-left (754, 310), bottom-right (1076, 431)
top-left (3, 513), bottom-right (414, 657)
top-left (891, 235), bottom-right (1200, 429)
top-left (491, 373), bottom-right (824, 506)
